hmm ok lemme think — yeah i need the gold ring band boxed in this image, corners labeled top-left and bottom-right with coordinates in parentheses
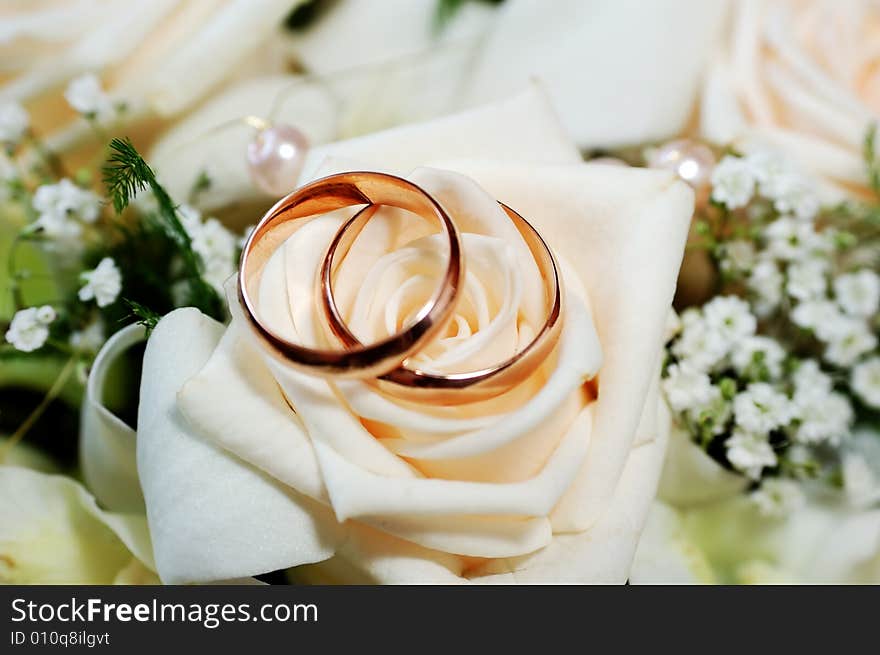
top-left (238, 171), bottom-right (464, 379)
top-left (320, 202), bottom-right (564, 404)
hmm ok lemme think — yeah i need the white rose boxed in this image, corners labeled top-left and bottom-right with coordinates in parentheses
top-left (149, 2), bottom-right (728, 215)
top-left (132, 88), bottom-right (693, 584)
top-left (284, 0), bottom-right (728, 149)
top-left (701, 0), bottom-right (880, 199)
top-left (463, 0), bottom-right (729, 148)
top-left (0, 466), bottom-right (156, 584)
top-left (0, 0), bottom-right (295, 152)
top-left (72, 323), bottom-right (266, 584)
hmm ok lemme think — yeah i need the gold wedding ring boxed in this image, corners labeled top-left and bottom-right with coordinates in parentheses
top-left (239, 171), bottom-right (464, 378)
top-left (239, 170), bottom-right (565, 404)
top-left (319, 202), bottom-right (564, 404)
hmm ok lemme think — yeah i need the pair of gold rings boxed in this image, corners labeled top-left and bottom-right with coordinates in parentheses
top-left (238, 171), bottom-right (563, 404)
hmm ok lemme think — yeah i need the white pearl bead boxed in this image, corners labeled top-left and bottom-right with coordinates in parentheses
top-left (246, 124), bottom-right (309, 196)
top-left (648, 139), bottom-right (716, 189)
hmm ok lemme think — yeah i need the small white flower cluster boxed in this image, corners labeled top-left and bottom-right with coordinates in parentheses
top-left (664, 295), bottom-right (855, 486)
top-left (786, 264), bottom-right (880, 411)
top-left (852, 357), bottom-right (880, 410)
top-left (713, 153), bottom-right (880, 411)
top-left (0, 101), bottom-right (29, 147)
top-left (711, 150), bottom-right (819, 221)
top-left (32, 178), bottom-right (102, 241)
top-left (78, 257), bottom-right (122, 308)
top-left (4, 306), bottom-right (56, 352)
top-left (64, 74), bottom-right (116, 123)
top-left (666, 143), bottom-right (880, 511)
top-left (669, 296), bottom-right (757, 379)
top-left (178, 204), bottom-right (237, 292)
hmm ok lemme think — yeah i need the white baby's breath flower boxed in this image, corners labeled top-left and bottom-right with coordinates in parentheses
top-left (711, 155), bottom-right (755, 209)
top-left (743, 149), bottom-right (791, 193)
top-left (35, 305), bottom-right (56, 324)
top-left (792, 359), bottom-right (832, 395)
top-left (179, 205), bottom-right (237, 293)
top-left (664, 310), bottom-right (682, 341)
top-left (680, 307), bottom-right (701, 329)
top-left (195, 219), bottom-right (237, 291)
top-left (663, 362), bottom-right (717, 413)
top-left (70, 319), bottom-right (106, 353)
top-left (32, 178), bottom-right (102, 240)
top-left (745, 147), bottom-right (818, 219)
top-left (733, 382), bottom-right (794, 435)
top-left (1, 153), bottom-right (19, 184)
top-left (177, 204), bottom-right (202, 232)
top-left (792, 390), bottom-right (853, 445)
top-left (785, 258), bottom-right (827, 301)
top-left (744, 150), bottom-right (788, 196)
top-left (64, 73), bottom-right (114, 122)
top-left (784, 444), bottom-right (817, 479)
top-left (851, 357), bottom-right (880, 409)
top-left (4, 305), bottom-right (55, 352)
top-left (702, 295), bottom-right (756, 344)
top-left (769, 174), bottom-right (819, 221)
top-left (750, 478), bottom-right (805, 518)
top-left (823, 317), bottom-right (877, 368)
top-left (671, 312), bottom-right (729, 372)
top-left (834, 270), bottom-right (880, 318)
top-left (0, 102), bottom-right (29, 146)
top-left (33, 212), bottom-right (83, 241)
top-left (763, 217), bottom-right (828, 262)
top-left (726, 429), bottom-right (778, 480)
top-left (730, 335), bottom-right (786, 379)
top-left (747, 258), bottom-right (783, 316)
top-left (791, 299), bottom-right (842, 337)
top-left (78, 257), bottom-right (122, 308)
top-left (720, 240), bottom-right (756, 275)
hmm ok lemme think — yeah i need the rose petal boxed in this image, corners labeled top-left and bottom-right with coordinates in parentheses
top-left (80, 323), bottom-right (146, 513)
top-left (296, 522), bottom-right (467, 585)
top-left (300, 84), bottom-right (582, 181)
top-left (178, 323), bottom-right (327, 503)
top-left (138, 308), bottom-right (343, 583)
top-left (0, 466), bottom-right (153, 583)
top-left (142, 0), bottom-right (298, 116)
top-left (436, 161), bottom-right (693, 530)
top-left (301, 388), bottom-right (669, 583)
top-left (462, 0), bottom-right (729, 148)
top-left (150, 76), bottom-right (340, 215)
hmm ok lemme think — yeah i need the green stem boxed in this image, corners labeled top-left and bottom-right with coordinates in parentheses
top-left (6, 232), bottom-right (27, 311)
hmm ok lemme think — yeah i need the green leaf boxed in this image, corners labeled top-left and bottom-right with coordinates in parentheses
top-left (102, 138), bottom-right (223, 321)
top-left (122, 298), bottom-right (161, 336)
top-left (102, 137), bottom-right (154, 214)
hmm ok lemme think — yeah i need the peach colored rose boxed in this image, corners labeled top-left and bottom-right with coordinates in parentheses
top-left (701, 0), bottom-right (880, 199)
top-left (133, 89), bottom-right (693, 583)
